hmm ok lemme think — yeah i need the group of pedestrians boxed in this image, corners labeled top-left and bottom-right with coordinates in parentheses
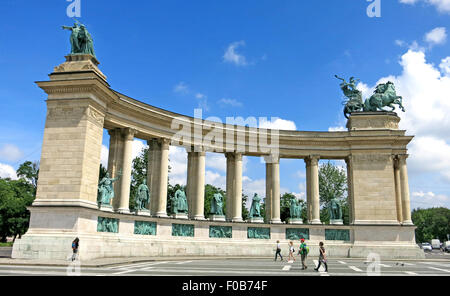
top-left (275, 239), bottom-right (328, 272)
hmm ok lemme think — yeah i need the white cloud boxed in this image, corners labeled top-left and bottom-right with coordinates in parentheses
top-left (195, 93), bottom-right (209, 111)
top-left (411, 191), bottom-right (450, 208)
top-left (0, 144), bottom-right (23, 162)
top-left (168, 146), bottom-right (187, 186)
top-left (100, 145), bottom-right (108, 168)
top-left (359, 49), bottom-right (450, 182)
top-left (218, 98), bottom-right (243, 107)
top-left (173, 82), bottom-right (189, 94)
top-left (243, 177), bottom-right (265, 197)
top-left (205, 170), bottom-right (226, 190)
top-left (206, 153), bottom-right (226, 172)
top-left (440, 57), bottom-right (450, 76)
top-left (259, 118), bottom-right (297, 131)
top-left (425, 27), bottom-right (447, 46)
top-left (400, 0), bottom-right (450, 13)
top-left (328, 126), bottom-right (346, 132)
top-left (0, 163), bottom-right (17, 179)
top-left (223, 41), bottom-right (248, 66)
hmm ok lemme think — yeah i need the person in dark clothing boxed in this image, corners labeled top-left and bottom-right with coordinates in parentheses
top-left (314, 241), bottom-right (328, 272)
top-left (274, 240), bottom-right (283, 261)
top-left (71, 237), bottom-right (79, 261)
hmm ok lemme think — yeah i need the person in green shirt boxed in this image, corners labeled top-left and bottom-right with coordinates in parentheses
top-left (298, 238), bottom-right (309, 270)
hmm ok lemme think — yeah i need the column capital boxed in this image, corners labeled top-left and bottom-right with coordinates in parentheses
top-left (264, 154), bottom-right (280, 164)
top-left (345, 155), bottom-right (352, 164)
top-left (396, 154), bottom-right (409, 162)
top-left (121, 127), bottom-right (138, 141)
top-left (306, 155), bottom-right (320, 165)
top-left (108, 128), bottom-right (120, 137)
top-left (157, 138), bottom-right (171, 150)
top-left (225, 152), bottom-right (235, 160)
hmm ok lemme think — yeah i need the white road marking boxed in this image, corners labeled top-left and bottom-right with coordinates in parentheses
top-left (109, 261), bottom-right (169, 270)
top-left (113, 269), bottom-right (138, 275)
top-left (282, 265), bottom-right (291, 271)
top-left (287, 260), bottom-right (294, 264)
top-left (379, 264), bottom-right (391, 267)
top-left (421, 262), bottom-right (450, 268)
top-left (404, 271), bottom-right (418, 275)
top-left (427, 266), bottom-right (450, 273)
top-left (338, 261), bottom-right (347, 265)
top-left (320, 271), bottom-right (330, 276)
top-left (175, 261), bottom-right (193, 265)
top-left (348, 266), bottom-right (363, 272)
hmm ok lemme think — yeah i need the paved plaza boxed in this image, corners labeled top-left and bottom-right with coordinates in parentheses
top-left (0, 257), bottom-right (448, 276)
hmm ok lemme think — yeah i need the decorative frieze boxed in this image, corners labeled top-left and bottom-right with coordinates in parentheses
top-left (325, 229), bottom-right (350, 241)
top-left (172, 223), bottom-right (194, 237)
top-left (209, 226), bottom-right (232, 238)
top-left (286, 228), bottom-right (310, 240)
top-left (134, 221), bottom-right (156, 235)
top-left (97, 217), bottom-right (119, 233)
top-left (247, 227), bottom-right (270, 239)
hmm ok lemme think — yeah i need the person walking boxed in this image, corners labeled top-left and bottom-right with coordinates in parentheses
top-left (314, 242), bottom-right (328, 272)
top-left (71, 237), bottom-right (79, 261)
top-left (274, 240), bottom-right (283, 262)
top-left (298, 238), bottom-right (309, 270)
top-left (288, 241), bottom-right (296, 262)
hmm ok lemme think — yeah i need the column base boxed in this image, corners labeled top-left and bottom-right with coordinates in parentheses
top-left (193, 215), bottom-right (206, 221)
top-left (330, 219), bottom-right (343, 225)
top-left (270, 219), bottom-right (283, 224)
top-left (232, 217), bottom-right (243, 222)
top-left (155, 212), bottom-right (168, 218)
top-left (248, 217), bottom-right (264, 223)
top-left (171, 213), bottom-right (188, 219)
top-left (98, 204), bottom-right (113, 212)
top-left (402, 220), bottom-right (414, 226)
top-left (310, 219), bottom-right (322, 225)
top-left (117, 208), bottom-right (130, 214)
top-left (209, 215), bottom-right (226, 222)
top-left (134, 209), bottom-right (151, 216)
top-left (287, 218), bottom-right (303, 224)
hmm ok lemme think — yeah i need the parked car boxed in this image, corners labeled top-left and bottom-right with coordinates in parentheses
top-left (431, 239), bottom-right (441, 249)
top-left (420, 243), bottom-right (432, 251)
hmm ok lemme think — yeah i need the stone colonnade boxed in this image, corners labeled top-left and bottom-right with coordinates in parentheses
top-left (104, 129), bottom-right (413, 226)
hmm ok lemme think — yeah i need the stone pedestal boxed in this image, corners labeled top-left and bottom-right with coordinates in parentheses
top-left (98, 204), bottom-right (113, 212)
top-left (135, 209), bottom-right (151, 216)
top-left (172, 213), bottom-right (188, 219)
top-left (330, 219), bottom-right (343, 225)
top-left (287, 218), bottom-right (303, 224)
top-left (209, 215), bottom-right (226, 222)
top-left (346, 112), bottom-right (400, 131)
top-left (248, 217), bottom-right (264, 223)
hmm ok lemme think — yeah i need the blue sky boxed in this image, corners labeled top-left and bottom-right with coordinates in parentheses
top-left (0, 0), bottom-right (449, 209)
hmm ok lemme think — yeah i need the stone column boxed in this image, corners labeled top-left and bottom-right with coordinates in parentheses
top-left (398, 154), bottom-right (413, 225)
top-left (393, 157), bottom-right (403, 223)
top-left (309, 156), bottom-right (321, 224)
top-left (147, 139), bottom-right (159, 215)
top-left (345, 156), bottom-right (355, 224)
top-left (186, 149), bottom-right (195, 219)
top-left (108, 129), bottom-right (124, 210)
top-left (265, 161), bottom-right (273, 222)
top-left (304, 158), bottom-right (312, 223)
top-left (232, 153), bottom-right (243, 222)
top-left (117, 128), bottom-right (137, 214)
top-left (266, 155), bottom-right (281, 224)
top-left (225, 153), bottom-right (235, 221)
top-left (193, 151), bottom-right (206, 220)
top-left (155, 138), bottom-right (170, 218)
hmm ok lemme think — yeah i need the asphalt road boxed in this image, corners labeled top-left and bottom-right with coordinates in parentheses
top-left (0, 258), bottom-right (449, 276)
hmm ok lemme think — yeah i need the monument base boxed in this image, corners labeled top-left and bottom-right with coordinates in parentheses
top-left (171, 213), bottom-right (188, 219)
top-left (287, 218), bottom-right (303, 224)
top-left (98, 204), bottom-right (113, 212)
top-left (330, 219), bottom-right (344, 225)
top-left (134, 209), bottom-right (151, 216)
top-left (11, 206), bottom-right (426, 261)
top-left (209, 215), bottom-right (226, 222)
top-left (248, 217), bottom-right (264, 223)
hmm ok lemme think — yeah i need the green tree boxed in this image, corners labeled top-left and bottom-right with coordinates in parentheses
top-left (16, 161), bottom-right (39, 196)
top-left (0, 178), bottom-right (35, 242)
top-left (242, 193), bottom-right (250, 221)
top-left (412, 207), bottom-right (450, 243)
top-left (279, 192), bottom-right (307, 223)
top-left (318, 161), bottom-right (348, 224)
